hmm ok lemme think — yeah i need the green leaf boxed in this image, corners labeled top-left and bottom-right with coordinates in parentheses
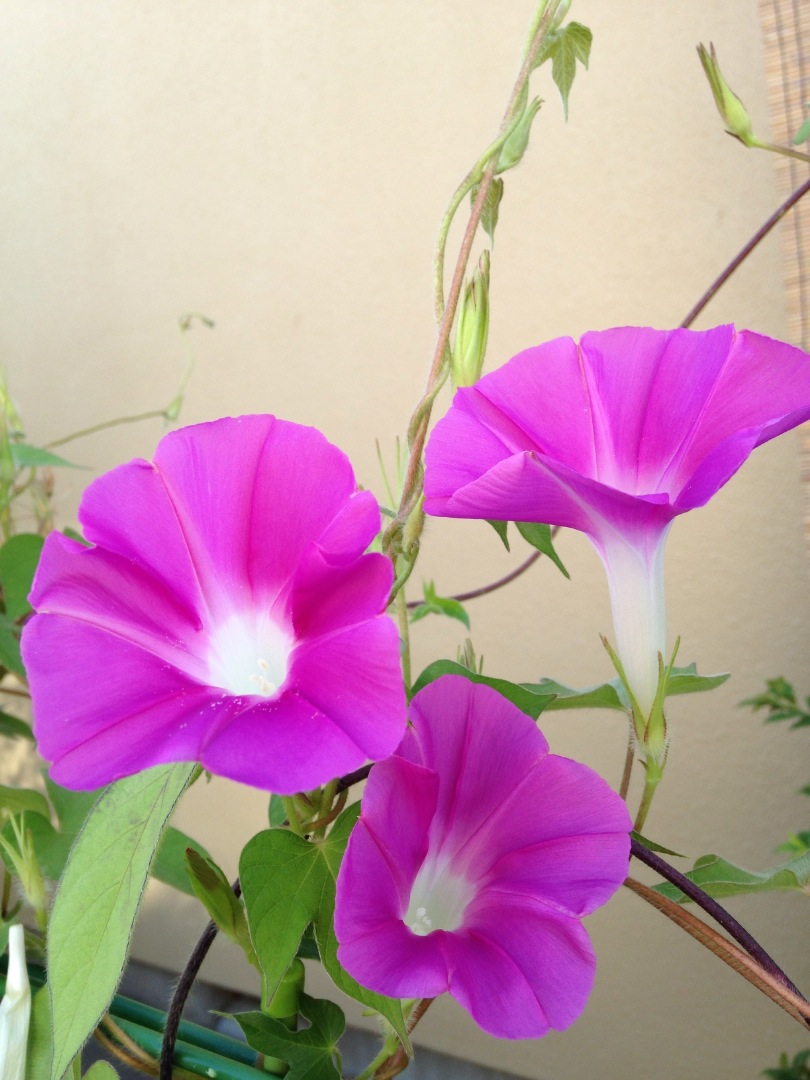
top-left (0, 614), bottom-right (23, 676)
top-left (233, 994), bottom-right (344, 1080)
top-left (741, 676), bottom-right (810, 728)
top-left (631, 830), bottom-right (685, 859)
top-left (497, 96), bottom-right (543, 173)
top-left (776, 832), bottom-right (810, 857)
top-left (185, 848), bottom-right (257, 965)
top-left (27, 987), bottom-right (53, 1080)
top-left (410, 581), bottom-right (470, 630)
top-left (47, 764), bottom-right (194, 1079)
top-left (515, 521), bottom-right (569, 578)
top-left (527, 676), bottom-right (625, 711)
top-left (0, 710), bottom-right (34, 741)
top-left (550, 21), bottom-right (592, 119)
top-left (152, 825), bottom-right (210, 896)
top-left (46, 778), bottom-right (101, 837)
top-left (530, 663), bottom-right (730, 712)
top-left (268, 794), bottom-right (287, 827)
top-left (471, 177), bottom-right (504, 245)
top-left (793, 105), bottom-right (810, 145)
top-left (665, 663), bottom-right (730, 698)
top-left (25, 780), bottom-right (104, 881)
top-left (241, 804), bottom-right (408, 1050)
top-left (655, 851), bottom-right (810, 903)
top-left (309, 804), bottom-right (410, 1052)
top-left (9, 444), bottom-right (78, 470)
top-left (412, 659), bottom-right (555, 719)
top-left (240, 830), bottom-right (327, 1002)
top-left (83, 1063), bottom-right (120, 1079)
top-left (0, 533), bottom-right (44, 619)
top-left (486, 519), bottom-right (510, 551)
top-left (62, 527), bottom-right (91, 548)
top-left (0, 784), bottom-right (51, 820)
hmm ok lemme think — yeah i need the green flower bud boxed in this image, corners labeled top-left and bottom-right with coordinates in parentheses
top-left (698, 43), bottom-right (760, 148)
top-left (0, 816), bottom-right (48, 930)
top-left (452, 251), bottom-right (491, 388)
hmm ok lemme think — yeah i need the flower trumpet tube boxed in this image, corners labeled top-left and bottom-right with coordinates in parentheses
top-left (335, 675), bottom-right (631, 1039)
top-left (424, 325), bottom-right (810, 734)
top-left (22, 416), bottom-right (407, 793)
top-left (0, 926), bottom-right (31, 1080)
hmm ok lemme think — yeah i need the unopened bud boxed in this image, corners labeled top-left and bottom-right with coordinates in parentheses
top-left (698, 44), bottom-right (760, 148)
top-left (452, 251), bottom-right (490, 388)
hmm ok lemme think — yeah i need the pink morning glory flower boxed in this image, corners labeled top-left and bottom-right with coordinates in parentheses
top-left (335, 675), bottom-right (631, 1039)
top-left (22, 416), bottom-right (407, 793)
top-left (424, 326), bottom-right (810, 721)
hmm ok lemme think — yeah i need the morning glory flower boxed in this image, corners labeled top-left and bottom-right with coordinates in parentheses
top-left (335, 675), bottom-right (631, 1039)
top-left (424, 326), bottom-right (810, 724)
top-left (23, 416), bottom-right (406, 793)
top-left (0, 926), bottom-right (31, 1080)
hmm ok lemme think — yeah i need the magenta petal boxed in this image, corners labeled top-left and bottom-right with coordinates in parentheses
top-left (337, 915), bottom-right (451, 999)
top-left (424, 325), bottom-right (810, 717)
top-left (426, 324), bottom-right (810, 531)
top-left (472, 753), bottom-right (632, 894)
top-left (290, 550), bottom-right (392, 639)
top-left (200, 694), bottom-right (364, 794)
top-left (487, 832), bottom-right (631, 917)
top-left (334, 677), bottom-right (629, 1039)
top-left (24, 616), bottom-right (221, 788)
top-left (153, 416), bottom-right (359, 609)
top-left (24, 416), bottom-right (406, 792)
top-left (76, 458), bottom-right (208, 615)
top-left (335, 757), bottom-right (451, 998)
top-left (666, 329), bottom-right (810, 497)
top-left (400, 677), bottom-right (548, 858)
top-left (455, 896), bottom-right (596, 1036)
top-left (291, 619), bottom-right (406, 761)
top-left (29, 532), bottom-right (206, 679)
top-left (338, 756), bottom-right (438, 915)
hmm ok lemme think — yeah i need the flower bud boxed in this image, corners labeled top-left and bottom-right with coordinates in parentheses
top-left (451, 251), bottom-right (491, 388)
top-left (698, 43), bottom-right (760, 148)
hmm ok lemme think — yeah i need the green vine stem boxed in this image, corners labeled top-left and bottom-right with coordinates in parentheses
top-left (373, 998), bottom-right (435, 1080)
top-left (630, 836), bottom-right (808, 1007)
top-left (681, 175), bottom-right (810, 329)
top-left (382, 0), bottom-right (565, 581)
top-left (159, 880), bottom-right (243, 1080)
top-left (625, 878), bottom-right (810, 1029)
top-left (757, 141), bottom-right (810, 166)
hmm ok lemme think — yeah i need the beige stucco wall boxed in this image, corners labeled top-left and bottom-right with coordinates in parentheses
top-left (2, 2), bottom-right (808, 1078)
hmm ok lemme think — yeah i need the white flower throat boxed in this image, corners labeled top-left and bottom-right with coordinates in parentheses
top-left (206, 612), bottom-right (293, 698)
top-left (404, 856), bottom-right (475, 937)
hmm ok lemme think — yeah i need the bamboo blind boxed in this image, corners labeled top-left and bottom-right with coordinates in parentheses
top-left (758, 0), bottom-right (810, 551)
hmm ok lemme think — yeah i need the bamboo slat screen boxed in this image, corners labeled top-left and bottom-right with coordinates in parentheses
top-left (759, 0), bottom-right (810, 550)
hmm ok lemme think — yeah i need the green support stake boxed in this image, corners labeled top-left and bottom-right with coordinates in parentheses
top-left (260, 958), bottom-right (305, 1075)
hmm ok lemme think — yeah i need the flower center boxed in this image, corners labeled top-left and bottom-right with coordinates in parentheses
top-left (206, 612), bottom-right (293, 699)
top-left (404, 857), bottom-right (475, 937)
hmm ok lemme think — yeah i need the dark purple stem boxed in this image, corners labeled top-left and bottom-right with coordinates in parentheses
top-left (159, 879), bottom-right (242, 1080)
top-left (406, 550), bottom-right (542, 609)
top-left (680, 175), bottom-right (810, 329)
top-left (630, 837), bottom-right (806, 1003)
top-left (336, 764), bottom-right (372, 793)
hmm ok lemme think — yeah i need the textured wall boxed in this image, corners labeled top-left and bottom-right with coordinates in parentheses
top-left (2, 3), bottom-right (808, 1078)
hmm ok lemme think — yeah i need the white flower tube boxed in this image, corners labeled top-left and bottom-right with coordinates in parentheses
top-left (0, 925), bottom-right (31, 1080)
